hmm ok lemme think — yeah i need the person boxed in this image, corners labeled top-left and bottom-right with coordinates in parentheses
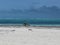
top-left (23, 22), bottom-right (30, 27)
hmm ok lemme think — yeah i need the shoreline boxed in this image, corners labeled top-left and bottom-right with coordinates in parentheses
top-left (0, 25), bottom-right (60, 28)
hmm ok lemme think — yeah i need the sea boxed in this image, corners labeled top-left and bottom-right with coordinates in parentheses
top-left (0, 18), bottom-right (60, 26)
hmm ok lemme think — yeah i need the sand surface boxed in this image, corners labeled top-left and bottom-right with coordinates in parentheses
top-left (0, 26), bottom-right (60, 45)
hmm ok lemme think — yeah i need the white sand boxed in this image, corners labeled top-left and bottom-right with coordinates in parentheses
top-left (0, 26), bottom-right (60, 45)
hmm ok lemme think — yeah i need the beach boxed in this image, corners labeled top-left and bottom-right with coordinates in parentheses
top-left (0, 26), bottom-right (60, 45)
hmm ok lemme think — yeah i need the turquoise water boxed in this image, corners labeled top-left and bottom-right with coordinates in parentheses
top-left (0, 18), bottom-right (60, 26)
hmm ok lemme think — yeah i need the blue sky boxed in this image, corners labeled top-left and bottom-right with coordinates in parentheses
top-left (0, 0), bottom-right (60, 10)
top-left (0, 0), bottom-right (60, 18)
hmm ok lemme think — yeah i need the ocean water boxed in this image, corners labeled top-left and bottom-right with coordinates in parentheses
top-left (0, 18), bottom-right (60, 26)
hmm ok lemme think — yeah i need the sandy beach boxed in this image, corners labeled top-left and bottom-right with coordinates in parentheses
top-left (0, 26), bottom-right (60, 45)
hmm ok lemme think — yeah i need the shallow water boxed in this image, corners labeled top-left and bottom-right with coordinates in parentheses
top-left (0, 18), bottom-right (60, 26)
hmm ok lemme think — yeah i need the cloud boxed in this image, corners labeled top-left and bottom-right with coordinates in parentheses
top-left (0, 6), bottom-right (60, 18)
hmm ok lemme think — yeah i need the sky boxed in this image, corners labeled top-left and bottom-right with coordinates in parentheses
top-left (0, 0), bottom-right (60, 10)
top-left (0, 0), bottom-right (60, 18)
